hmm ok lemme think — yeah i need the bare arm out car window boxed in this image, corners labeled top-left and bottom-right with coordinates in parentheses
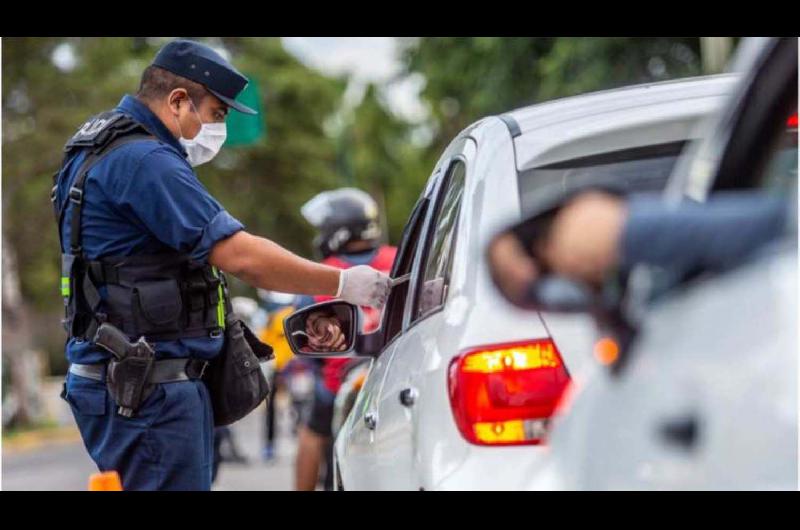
top-left (414, 160), bottom-right (466, 321)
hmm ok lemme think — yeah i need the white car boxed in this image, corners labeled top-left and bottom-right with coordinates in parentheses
top-left (288, 74), bottom-right (737, 490)
top-left (526, 37), bottom-right (798, 490)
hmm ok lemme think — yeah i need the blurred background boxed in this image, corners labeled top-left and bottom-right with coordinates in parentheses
top-left (1, 36), bottom-right (735, 489)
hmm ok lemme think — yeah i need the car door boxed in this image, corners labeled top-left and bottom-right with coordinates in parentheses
top-left (370, 145), bottom-right (471, 490)
top-left (553, 37), bottom-right (798, 490)
top-left (336, 184), bottom-right (435, 490)
top-left (593, 109), bottom-right (798, 490)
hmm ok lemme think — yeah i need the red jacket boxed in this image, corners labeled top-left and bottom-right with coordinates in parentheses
top-left (315, 245), bottom-right (396, 394)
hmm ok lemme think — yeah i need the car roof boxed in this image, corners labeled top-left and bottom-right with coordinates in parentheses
top-left (501, 74), bottom-right (739, 171)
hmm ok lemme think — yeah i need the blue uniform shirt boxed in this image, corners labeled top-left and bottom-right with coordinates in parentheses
top-left (55, 95), bottom-right (244, 364)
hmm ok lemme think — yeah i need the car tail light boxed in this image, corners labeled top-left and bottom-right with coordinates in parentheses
top-left (552, 379), bottom-right (580, 418)
top-left (788, 113), bottom-right (798, 129)
top-left (448, 339), bottom-right (570, 446)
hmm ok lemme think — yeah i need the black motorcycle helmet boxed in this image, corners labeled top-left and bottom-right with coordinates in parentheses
top-left (301, 188), bottom-right (383, 259)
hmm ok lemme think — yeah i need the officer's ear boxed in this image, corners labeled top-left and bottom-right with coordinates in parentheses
top-left (167, 88), bottom-right (190, 116)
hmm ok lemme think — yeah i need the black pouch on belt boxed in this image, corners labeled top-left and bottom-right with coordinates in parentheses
top-left (204, 315), bottom-right (274, 426)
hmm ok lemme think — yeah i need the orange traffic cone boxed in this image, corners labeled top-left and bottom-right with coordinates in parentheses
top-left (88, 471), bottom-right (123, 491)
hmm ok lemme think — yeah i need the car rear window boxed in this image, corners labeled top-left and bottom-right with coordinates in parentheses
top-left (757, 124), bottom-right (797, 195)
top-left (517, 141), bottom-right (685, 216)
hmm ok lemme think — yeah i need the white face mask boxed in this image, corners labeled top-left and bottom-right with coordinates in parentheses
top-left (176, 99), bottom-right (227, 167)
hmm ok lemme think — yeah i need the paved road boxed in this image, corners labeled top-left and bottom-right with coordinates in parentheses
top-left (2, 392), bottom-right (299, 491)
top-left (214, 392), bottom-right (298, 491)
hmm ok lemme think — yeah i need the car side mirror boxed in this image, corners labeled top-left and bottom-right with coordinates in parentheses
top-left (521, 275), bottom-right (595, 312)
top-left (283, 300), bottom-right (384, 358)
top-left (283, 301), bottom-right (359, 358)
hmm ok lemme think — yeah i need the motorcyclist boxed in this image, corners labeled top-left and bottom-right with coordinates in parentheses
top-left (294, 188), bottom-right (397, 490)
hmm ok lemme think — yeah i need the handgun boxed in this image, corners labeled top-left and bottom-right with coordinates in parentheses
top-left (93, 323), bottom-right (155, 417)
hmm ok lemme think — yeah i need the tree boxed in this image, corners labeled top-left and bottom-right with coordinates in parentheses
top-left (400, 37), bottom-right (703, 163)
top-left (338, 84), bottom-right (430, 242)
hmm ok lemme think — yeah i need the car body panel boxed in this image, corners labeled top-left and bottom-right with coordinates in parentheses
top-left (544, 247), bottom-right (797, 490)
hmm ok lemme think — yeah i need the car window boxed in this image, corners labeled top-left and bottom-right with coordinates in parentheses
top-left (518, 142), bottom-right (686, 216)
top-left (412, 159), bottom-right (466, 321)
top-left (757, 111), bottom-right (798, 194)
top-left (704, 38), bottom-right (797, 196)
top-left (381, 195), bottom-right (430, 347)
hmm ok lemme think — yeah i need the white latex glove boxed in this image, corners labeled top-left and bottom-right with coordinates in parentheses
top-left (336, 265), bottom-right (391, 308)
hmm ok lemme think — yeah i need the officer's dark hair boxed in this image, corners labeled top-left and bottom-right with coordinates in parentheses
top-left (136, 65), bottom-right (208, 106)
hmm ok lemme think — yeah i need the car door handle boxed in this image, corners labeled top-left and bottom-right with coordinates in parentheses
top-left (658, 413), bottom-right (700, 451)
top-left (399, 387), bottom-right (418, 407)
top-left (364, 412), bottom-right (378, 430)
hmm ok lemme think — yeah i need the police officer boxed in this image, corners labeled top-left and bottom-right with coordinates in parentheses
top-left (52, 40), bottom-right (391, 491)
top-left (293, 188), bottom-right (397, 490)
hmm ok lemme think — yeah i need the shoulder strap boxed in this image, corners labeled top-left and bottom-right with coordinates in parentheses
top-left (64, 111), bottom-right (132, 152)
top-left (50, 153), bottom-right (72, 224)
top-left (52, 111), bottom-right (129, 222)
top-left (54, 111), bottom-right (157, 253)
top-left (58, 132), bottom-right (155, 255)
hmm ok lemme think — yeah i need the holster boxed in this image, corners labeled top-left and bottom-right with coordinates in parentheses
top-left (107, 354), bottom-right (155, 418)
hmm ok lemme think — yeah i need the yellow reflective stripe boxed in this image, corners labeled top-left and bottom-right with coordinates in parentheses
top-left (61, 277), bottom-right (70, 297)
top-left (212, 267), bottom-right (225, 329)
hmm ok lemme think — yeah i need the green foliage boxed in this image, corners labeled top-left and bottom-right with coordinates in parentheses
top-left (400, 37), bottom-right (702, 160)
top-left (338, 84), bottom-right (431, 242)
top-left (192, 37), bottom-right (348, 258)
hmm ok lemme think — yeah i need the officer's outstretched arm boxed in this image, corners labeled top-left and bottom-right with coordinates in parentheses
top-left (209, 231), bottom-right (391, 308)
top-left (210, 231), bottom-right (340, 296)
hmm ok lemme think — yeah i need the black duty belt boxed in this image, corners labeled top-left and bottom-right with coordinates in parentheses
top-left (69, 358), bottom-right (209, 383)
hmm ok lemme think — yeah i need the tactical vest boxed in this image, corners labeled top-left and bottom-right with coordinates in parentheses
top-left (52, 110), bottom-right (231, 343)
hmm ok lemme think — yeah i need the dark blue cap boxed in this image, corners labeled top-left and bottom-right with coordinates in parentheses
top-left (152, 39), bottom-right (257, 115)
